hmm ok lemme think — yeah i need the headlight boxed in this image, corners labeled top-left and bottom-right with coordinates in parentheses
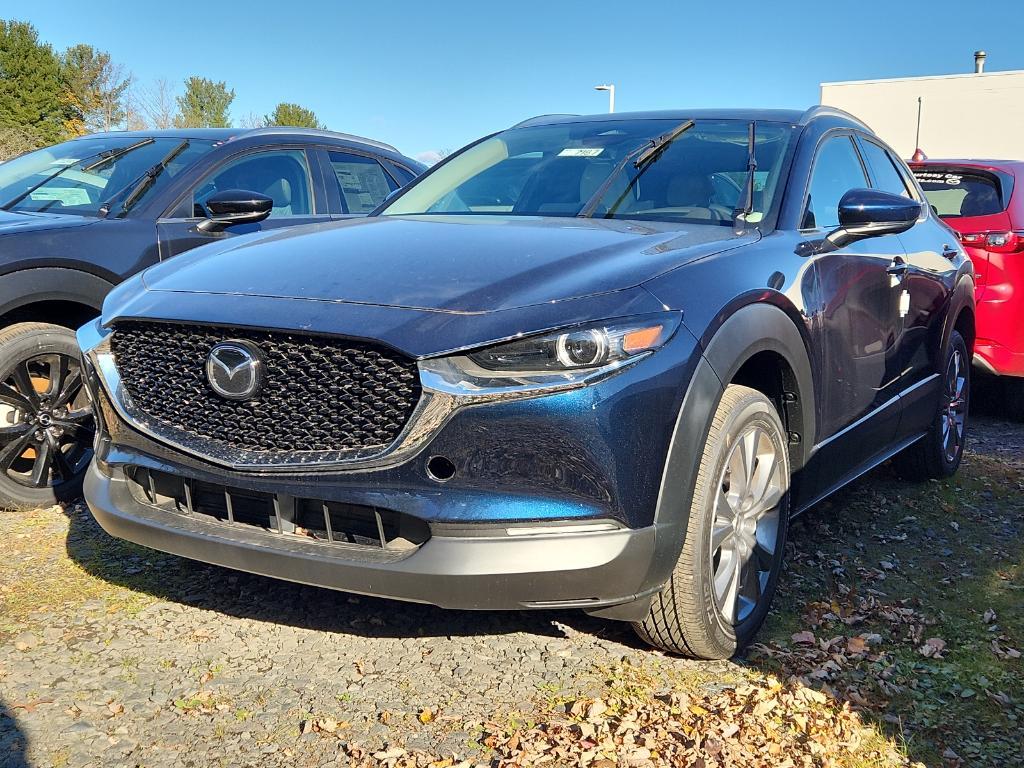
top-left (419, 313), bottom-right (681, 400)
top-left (467, 314), bottom-right (680, 372)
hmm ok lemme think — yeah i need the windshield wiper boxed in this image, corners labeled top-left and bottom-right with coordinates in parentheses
top-left (2, 138), bottom-right (155, 211)
top-left (579, 119), bottom-right (695, 218)
top-left (633, 119), bottom-right (696, 169)
top-left (103, 139), bottom-right (189, 217)
top-left (733, 122), bottom-right (758, 228)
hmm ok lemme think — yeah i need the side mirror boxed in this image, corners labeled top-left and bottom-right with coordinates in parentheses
top-left (196, 189), bottom-right (273, 232)
top-left (825, 188), bottom-right (922, 249)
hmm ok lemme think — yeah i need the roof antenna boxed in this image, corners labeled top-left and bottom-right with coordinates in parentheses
top-left (911, 97), bottom-right (927, 162)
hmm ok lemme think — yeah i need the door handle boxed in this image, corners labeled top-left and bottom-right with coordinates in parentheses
top-left (942, 244), bottom-right (959, 259)
top-left (886, 259), bottom-right (909, 275)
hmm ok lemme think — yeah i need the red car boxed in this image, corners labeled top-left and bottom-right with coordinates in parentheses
top-left (911, 159), bottom-right (1024, 415)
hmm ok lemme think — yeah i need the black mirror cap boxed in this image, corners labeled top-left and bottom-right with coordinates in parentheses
top-left (205, 189), bottom-right (273, 217)
top-left (197, 189), bottom-right (273, 232)
top-left (838, 188), bottom-right (921, 227)
top-left (824, 188), bottom-right (922, 250)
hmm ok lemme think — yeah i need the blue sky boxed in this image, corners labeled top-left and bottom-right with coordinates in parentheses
top-left (18, 1), bottom-right (1024, 162)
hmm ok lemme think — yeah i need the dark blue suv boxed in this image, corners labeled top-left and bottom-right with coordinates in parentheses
top-left (0, 128), bottom-right (423, 506)
top-left (80, 108), bottom-right (973, 657)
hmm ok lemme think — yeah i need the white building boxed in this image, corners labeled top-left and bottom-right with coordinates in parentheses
top-left (820, 53), bottom-right (1024, 160)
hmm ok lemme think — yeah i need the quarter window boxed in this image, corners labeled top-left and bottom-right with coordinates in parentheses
top-left (803, 136), bottom-right (868, 230)
top-left (859, 139), bottom-right (911, 198)
top-left (193, 149), bottom-right (313, 218)
top-left (326, 151), bottom-right (397, 213)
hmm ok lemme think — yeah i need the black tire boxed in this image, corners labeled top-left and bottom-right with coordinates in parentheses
top-left (634, 384), bottom-right (790, 659)
top-left (0, 322), bottom-right (94, 509)
top-left (893, 331), bottom-right (969, 481)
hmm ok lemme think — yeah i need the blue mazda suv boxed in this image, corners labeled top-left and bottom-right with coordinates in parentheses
top-left (79, 108), bottom-right (974, 657)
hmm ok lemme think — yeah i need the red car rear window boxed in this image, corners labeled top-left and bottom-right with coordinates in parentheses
top-left (912, 168), bottom-right (1007, 218)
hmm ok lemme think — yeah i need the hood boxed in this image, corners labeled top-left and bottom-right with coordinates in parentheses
top-left (0, 208), bottom-right (98, 234)
top-left (141, 215), bottom-right (757, 313)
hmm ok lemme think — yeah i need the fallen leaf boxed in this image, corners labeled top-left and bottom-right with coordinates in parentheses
top-left (791, 630), bottom-right (815, 645)
top-left (418, 708), bottom-right (434, 724)
top-left (846, 636), bottom-right (867, 654)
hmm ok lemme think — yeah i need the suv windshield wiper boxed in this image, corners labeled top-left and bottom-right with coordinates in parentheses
top-left (633, 119), bottom-right (697, 170)
top-left (102, 139), bottom-right (189, 217)
top-left (579, 119), bottom-right (695, 218)
top-left (2, 137), bottom-right (155, 211)
top-left (733, 122), bottom-right (758, 228)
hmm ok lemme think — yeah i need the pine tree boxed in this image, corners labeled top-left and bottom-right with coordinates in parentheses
top-left (175, 77), bottom-right (234, 128)
top-left (265, 102), bottom-right (325, 130)
top-left (0, 20), bottom-right (68, 146)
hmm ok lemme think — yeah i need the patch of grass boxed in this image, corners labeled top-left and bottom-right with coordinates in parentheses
top-left (0, 506), bottom-right (156, 635)
top-left (763, 431), bottom-right (1024, 766)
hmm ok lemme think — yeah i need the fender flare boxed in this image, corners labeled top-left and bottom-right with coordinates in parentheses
top-left (0, 267), bottom-right (114, 320)
top-left (594, 303), bottom-right (816, 621)
top-left (700, 301), bottom-right (817, 466)
top-left (939, 274), bottom-right (976, 357)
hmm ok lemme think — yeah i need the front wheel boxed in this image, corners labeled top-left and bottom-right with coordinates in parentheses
top-left (634, 385), bottom-right (791, 659)
top-left (0, 323), bottom-right (94, 509)
top-left (893, 330), bottom-right (969, 481)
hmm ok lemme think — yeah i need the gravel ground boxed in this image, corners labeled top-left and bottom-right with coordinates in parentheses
top-left (1, 413), bottom-right (1022, 767)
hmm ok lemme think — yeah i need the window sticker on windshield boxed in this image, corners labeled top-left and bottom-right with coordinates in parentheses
top-left (558, 148), bottom-right (604, 157)
top-left (30, 188), bottom-right (90, 206)
top-left (913, 171), bottom-right (963, 186)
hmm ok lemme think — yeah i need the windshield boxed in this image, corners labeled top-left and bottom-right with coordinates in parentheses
top-left (0, 136), bottom-right (216, 217)
top-left (382, 119), bottom-right (794, 226)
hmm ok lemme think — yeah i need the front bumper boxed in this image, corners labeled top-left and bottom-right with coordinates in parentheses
top-left (85, 460), bottom-right (663, 614)
top-left (78, 314), bottom-right (702, 617)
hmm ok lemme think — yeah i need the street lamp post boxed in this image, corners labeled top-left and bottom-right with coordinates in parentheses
top-left (594, 84), bottom-right (615, 113)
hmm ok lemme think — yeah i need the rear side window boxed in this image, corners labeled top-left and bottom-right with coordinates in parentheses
top-left (913, 168), bottom-right (1007, 218)
top-left (859, 139), bottom-right (911, 198)
top-left (803, 136), bottom-right (868, 230)
top-left (327, 151), bottom-right (397, 213)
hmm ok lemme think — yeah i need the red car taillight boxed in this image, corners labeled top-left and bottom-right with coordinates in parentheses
top-left (956, 230), bottom-right (1024, 253)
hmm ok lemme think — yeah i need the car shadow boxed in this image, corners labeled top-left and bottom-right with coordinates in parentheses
top-left (60, 498), bottom-right (626, 643)
top-left (0, 698), bottom-right (29, 768)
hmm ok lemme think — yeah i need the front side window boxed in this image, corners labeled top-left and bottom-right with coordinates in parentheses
top-left (802, 136), bottom-right (868, 230)
top-left (859, 139), bottom-right (911, 199)
top-left (913, 167), bottom-right (1008, 218)
top-left (0, 137), bottom-right (215, 217)
top-left (193, 149), bottom-right (312, 218)
top-left (327, 151), bottom-right (397, 213)
top-left (382, 119), bottom-right (794, 227)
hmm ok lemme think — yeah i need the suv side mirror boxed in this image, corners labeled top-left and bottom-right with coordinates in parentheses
top-left (825, 188), bottom-right (922, 249)
top-left (197, 189), bottom-right (273, 232)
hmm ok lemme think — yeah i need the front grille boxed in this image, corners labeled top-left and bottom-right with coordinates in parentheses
top-left (110, 322), bottom-right (421, 458)
top-left (125, 466), bottom-right (430, 555)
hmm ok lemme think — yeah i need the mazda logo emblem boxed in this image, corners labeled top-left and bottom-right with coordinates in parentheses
top-left (206, 341), bottom-right (264, 400)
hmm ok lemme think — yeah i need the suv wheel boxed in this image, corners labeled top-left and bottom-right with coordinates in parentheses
top-left (635, 384), bottom-right (790, 659)
top-left (894, 330), bottom-right (969, 480)
top-left (0, 323), bottom-right (94, 509)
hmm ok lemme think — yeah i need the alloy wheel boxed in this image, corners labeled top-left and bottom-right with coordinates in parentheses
top-left (0, 353), bottom-right (93, 489)
top-left (941, 348), bottom-right (967, 464)
top-left (710, 425), bottom-right (786, 625)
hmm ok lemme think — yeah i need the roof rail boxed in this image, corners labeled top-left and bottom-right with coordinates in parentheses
top-left (239, 126), bottom-right (399, 153)
top-left (800, 104), bottom-right (871, 130)
top-left (510, 114), bottom-right (581, 129)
